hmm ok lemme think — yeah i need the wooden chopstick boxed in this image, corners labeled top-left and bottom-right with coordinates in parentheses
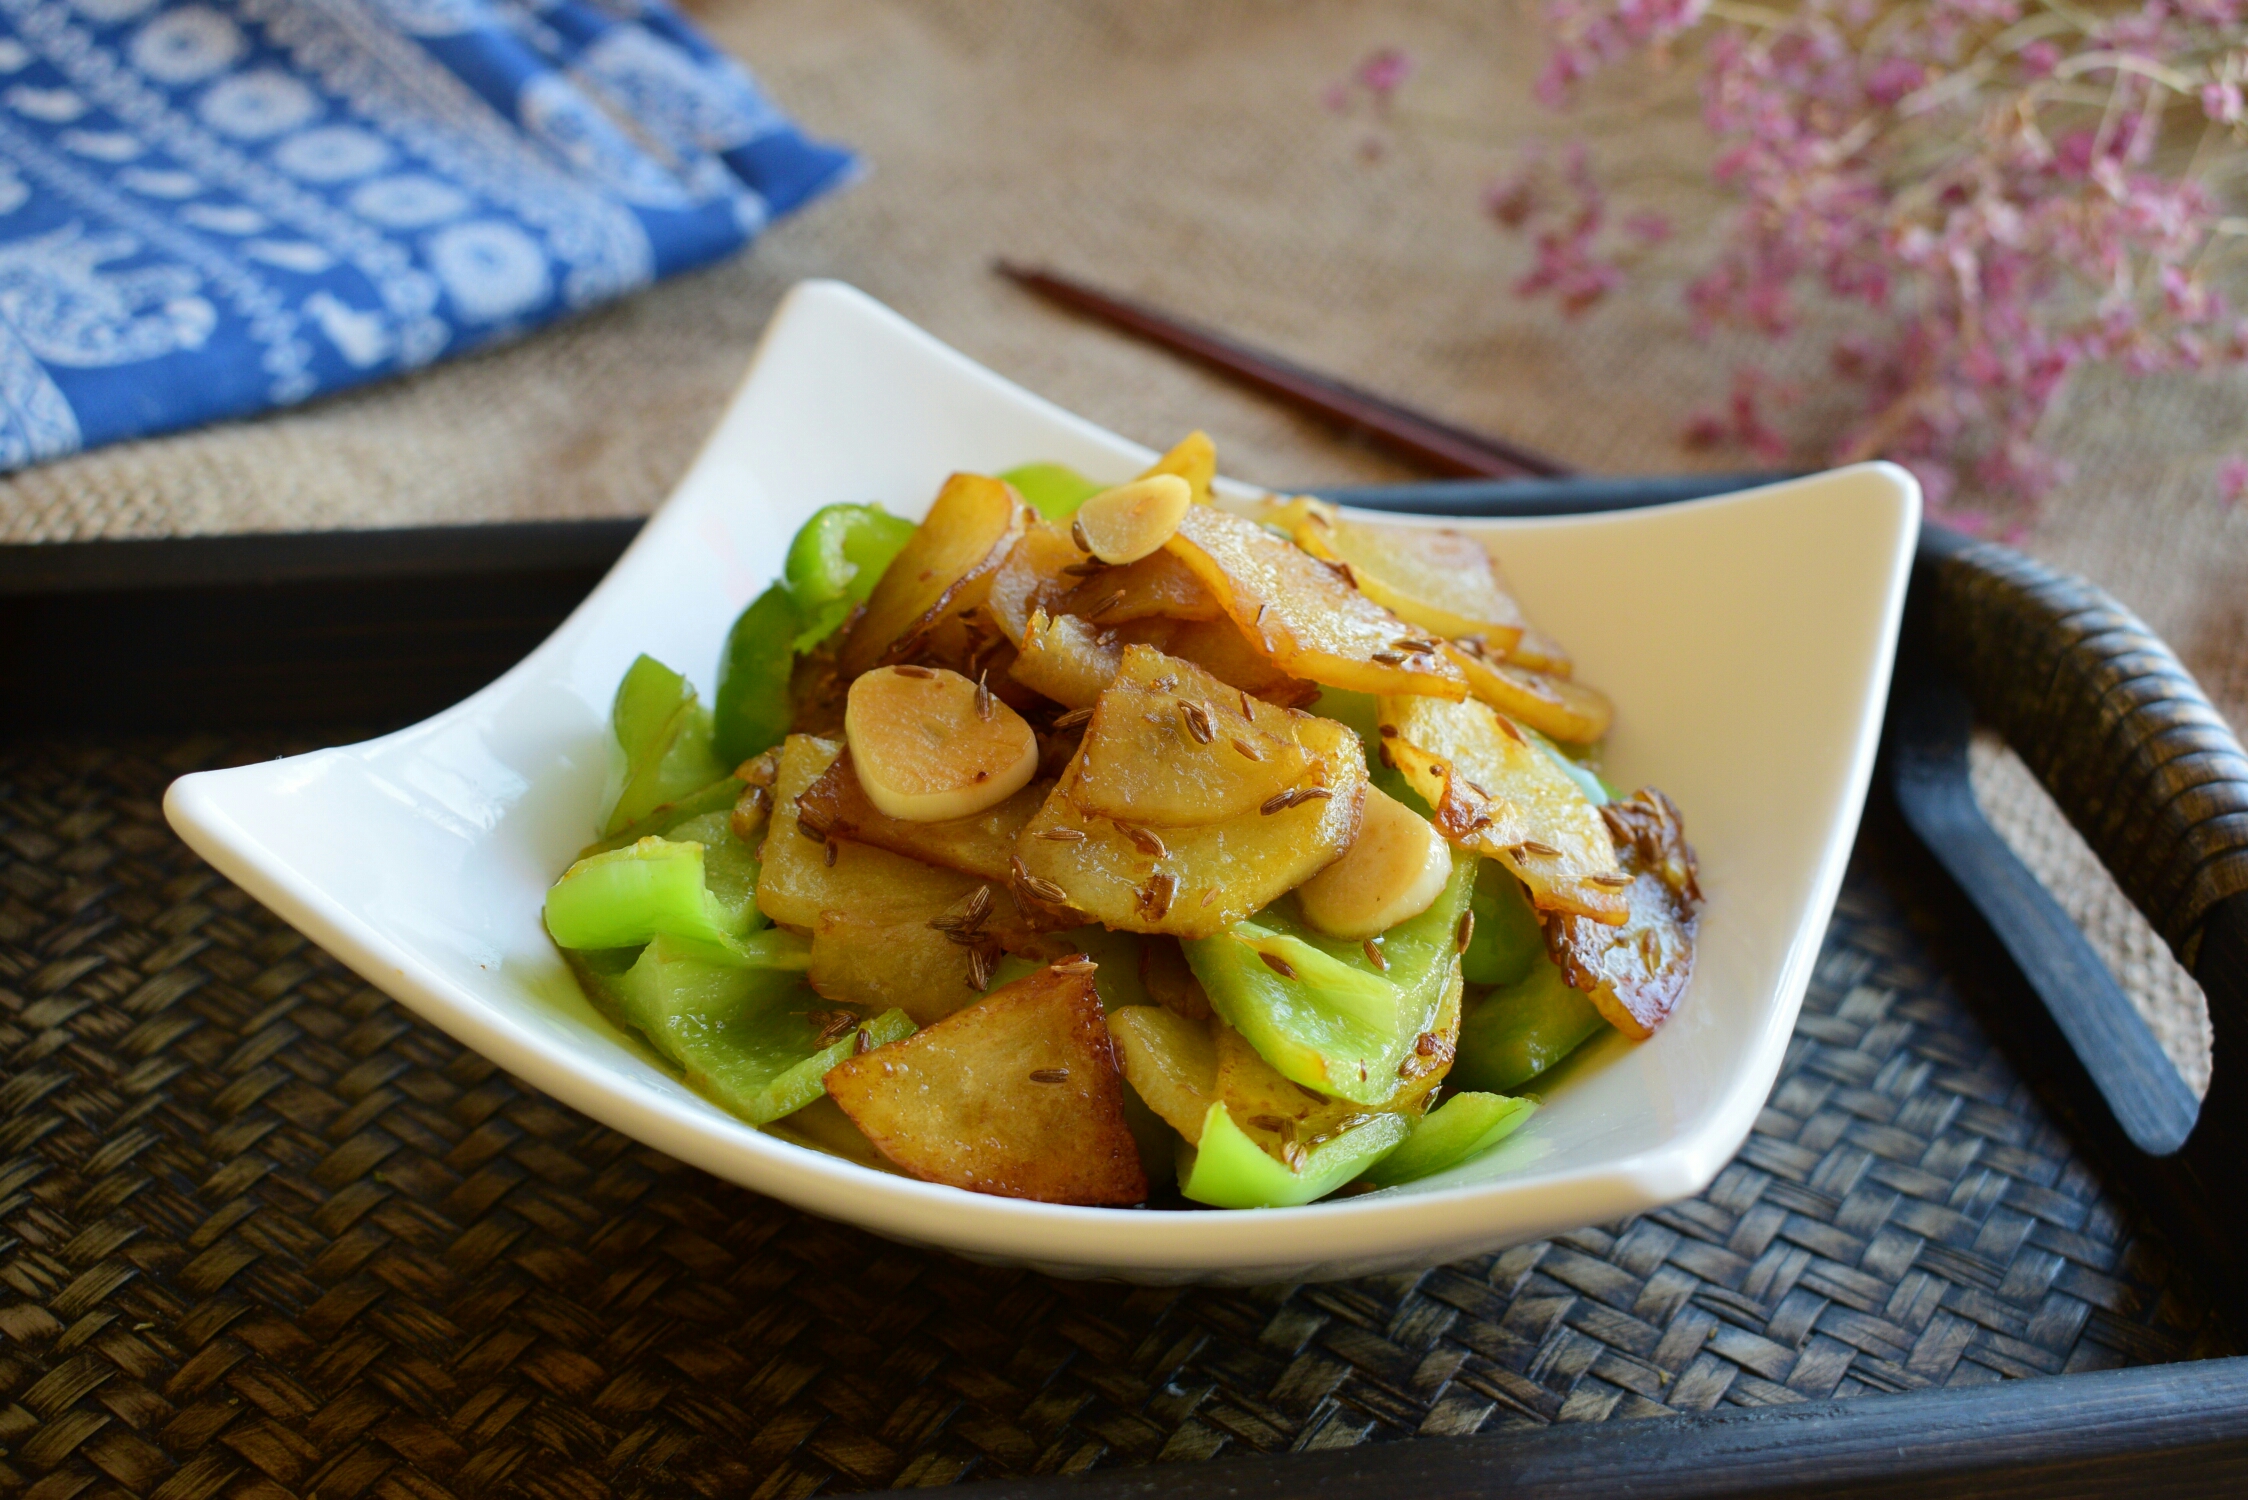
top-left (993, 261), bottom-right (1573, 481)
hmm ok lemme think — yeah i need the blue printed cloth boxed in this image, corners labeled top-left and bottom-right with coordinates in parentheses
top-left (0, 0), bottom-right (853, 469)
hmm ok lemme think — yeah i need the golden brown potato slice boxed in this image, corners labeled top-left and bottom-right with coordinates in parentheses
top-left (1161, 615), bottom-right (1316, 704)
top-left (1376, 695), bottom-right (1628, 924)
top-left (1165, 504), bottom-right (1467, 699)
top-left (1505, 625), bottom-right (1574, 679)
top-left (808, 912), bottom-right (983, 1025)
top-left (1139, 935), bottom-right (1213, 1021)
top-left (761, 736), bottom-right (1048, 943)
top-left (825, 962), bottom-right (1149, 1204)
top-left (1072, 646), bottom-right (1311, 826)
top-left (1547, 789), bottom-right (1702, 1038)
top-left (1107, 1004), bottom-right (1218, 1143)
top-left (1138, 430), bottom-right (1217, 505)
top-left (795, 749), bottom-right (1047, 882)
top-left (987, 522), bottom-right (1080, 646)
top-left (1445, 644), bottom-right (1613, 744)
top-left (1018, 713), bottom-right (1367, 938)
top-left (841, 473), bottom-right (1028, 678)
top-left (762, 737), bottom-right (984, 924)
top-left (1010, 609), bottom-right (1124, 709)
top-left (1055, 548), bottom-right (1222, 627)
top-left (1282, 500), bottom-right (1529, 648)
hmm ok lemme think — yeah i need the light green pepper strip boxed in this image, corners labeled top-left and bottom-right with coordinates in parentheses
top-left (999, 462), bottom-right (1107, 520)
top-left (783, 502), bottom-right (918, 651)
top-left (699, 1006), bottom-right (915, 1125)
top-left (713, 585), bottom-right (803, 767)
top-left (1359, 1092), bottom-right (1538, 1187)
top-left (1449, 957), bottom-right (1607, 1094)
top-left (597, 934), bottom-right (907, 1124)
top-left (1461, 857), bottom-right (1543, 988)
top-left (1179, 1102), bottom-right (1410, 1209)
top-left (539, 841), bottom-right (777, 958)
top-left (605, 654), bottom-right (726, 836)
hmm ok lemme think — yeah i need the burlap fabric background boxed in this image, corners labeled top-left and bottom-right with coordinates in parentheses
top-left (1, 0), bottom-right (2237, 1079)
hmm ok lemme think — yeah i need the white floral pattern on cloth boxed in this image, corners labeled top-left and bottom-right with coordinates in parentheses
top-left (0, 0), bottom-right (851, 468)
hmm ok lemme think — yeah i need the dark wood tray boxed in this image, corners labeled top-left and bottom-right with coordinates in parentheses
top-left (1, 515), bottom-right (2243, 1500)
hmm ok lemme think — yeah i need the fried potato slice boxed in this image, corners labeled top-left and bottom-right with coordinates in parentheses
top-left (1010, 609), bottom-right (1124, 709)
top-left (1107, 1004), bottom-right (1218, 1143)
top-left (808, 912), bottom-right (984, 1025)
top-left (987, 522), bottom-right (1080, 646)
top-left (1139, 935), bottom-right (1213, 1021)
top-left (1055, 548), bottom-right (1222, 627)
top-left (841, 473), bottom-right (1028, 678)
top-left (1073, 646), bottom-right (1311, 826)
top-left (1376, 695), bottom-right (1628, 924)
top-left (1161, 615), bottom-right (1316, 704)
top-left (796, 749), bottom-right (1047, 882)
top-left (1165, 504), bottom-right (1467, 699)
top-left (825, 961), bottom-right (1149, 1204)
top-left (761, 737), bottom-right (1040, 1021)
top-left (1137, 430), bottom-right (1217, 505)
top-left (762, 737), bottom-right (986, 924)
top-left (1547, 789), bottom-right (1702, 1038)
top-left (1281, 500), bottom-right (1529, 648)
top-left (762, 733), bottom-right (1046, 932)
top-left (1018, 712), bottom-right (1368, 939)
top-left (1504, 625), bottom-right (1574, 679)
top-left (1445, 644), bottom-right (1613, 744)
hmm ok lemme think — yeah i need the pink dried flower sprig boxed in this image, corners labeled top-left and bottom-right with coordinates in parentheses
top-left (1332, 2), bottom-right (2248, 524)
top-left (1527, 0), bottom-right (2248, 521)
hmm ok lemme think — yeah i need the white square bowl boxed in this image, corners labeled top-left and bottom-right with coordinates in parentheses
top-left (165, 280), bottom-right (1919, 1285)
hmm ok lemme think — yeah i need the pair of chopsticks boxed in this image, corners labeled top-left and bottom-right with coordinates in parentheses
top-left (993, 261), bottom-right (1789, 509)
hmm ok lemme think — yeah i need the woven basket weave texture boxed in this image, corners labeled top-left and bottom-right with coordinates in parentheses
top-left (0, 738), bottom-right (2226, 1499)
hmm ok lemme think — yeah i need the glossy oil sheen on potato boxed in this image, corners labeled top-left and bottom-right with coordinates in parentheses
top-left (841, 472), bottom-right (1026, 677)
top-left (1446, 644), bottom-right (1613, 744)
top-left (796, 750), bottom-right (1046, 882)
top-left (1018, 711), bottom-right (1368, 938)
top-left (1071, 646), bottom-right (1310, 825)
top-left (824, 963), bottom-right (1149, 1205)
top-left (1548, 788), bottom-right (1703, 1038)
top-left (1376, 694), bottom-right (1629, 924)
top-left (1164, 504), bottom-right (1468, 699)
top-left (1283, 501), bottom-right (1529, 648)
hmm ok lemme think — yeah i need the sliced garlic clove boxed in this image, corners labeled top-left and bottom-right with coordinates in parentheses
top-left (1073, 474), bottom-right (1193, 565)
top-left (1295, 785), bottom-right (1455, 940)
top-left (845, 666), bottom-right (1040, 823)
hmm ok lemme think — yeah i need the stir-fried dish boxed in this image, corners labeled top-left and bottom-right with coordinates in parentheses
top-left (544, 434), bottom-right (1702, 1208)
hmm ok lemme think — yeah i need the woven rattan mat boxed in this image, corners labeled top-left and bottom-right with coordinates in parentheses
top-left (0, 736), bottom-right (2230, 1498)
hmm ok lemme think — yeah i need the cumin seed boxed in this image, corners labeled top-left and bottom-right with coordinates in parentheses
top-left (1456, 911), bottom-right (1475, 954)
top-left (893, 663), bottom-right (935, 679)
top-left (1139, 871), bottom-right (1176, 919)
top-left (975, 670), bottom-right (994, 722)
top-left (1518, 840), bottom-right (1562, 858)
top-left (1052, 704), bottom-right (1094, 730)
top-left (1231, 737), bottom-right (1264, 761)
top-left (1071, 517), bottom-right (1093, 552)
top-left (1035, 827), bottom-right (1088, 842)
top-left (1179, 699), bottom-right (1215, 744)
top-left (1362, 939), bottom-right (1388, 971)
top-left (1259, 950), bottom-right (1299, 980)
top-left (1589, 872), bottom-right (1633, 888)
top-left (1029, 1068), bottom-right (1070, 1084)
top-left (1371, 651), bottom-right (1404, 665)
